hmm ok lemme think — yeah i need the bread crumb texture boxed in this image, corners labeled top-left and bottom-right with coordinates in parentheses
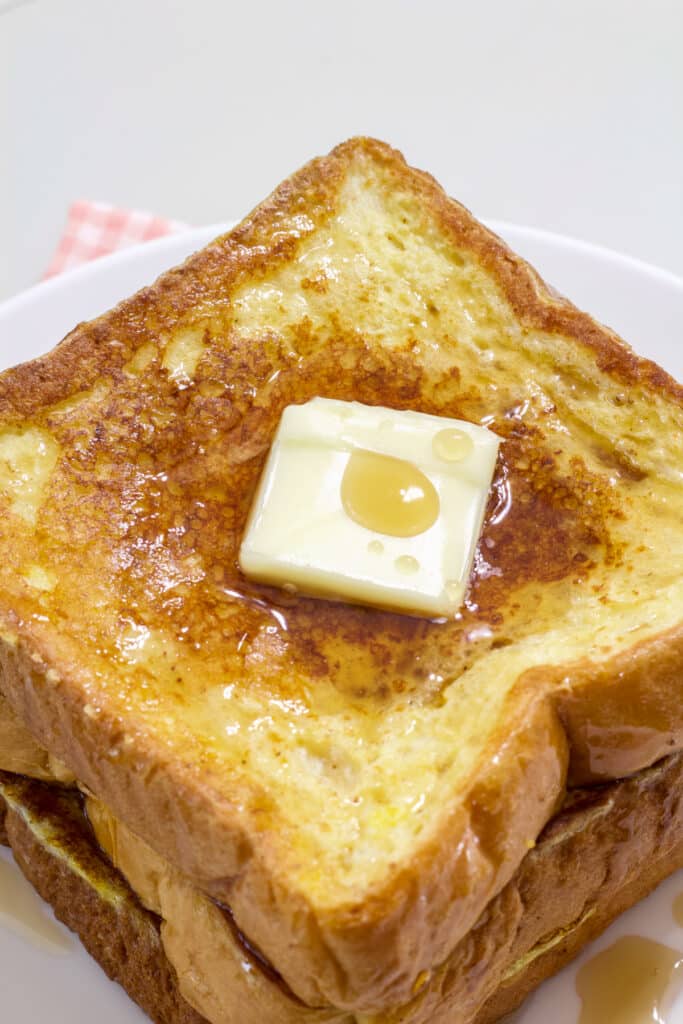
top-left (0, 139), bottom-right (680, 947)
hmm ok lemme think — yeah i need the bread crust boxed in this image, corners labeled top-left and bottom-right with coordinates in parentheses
top-left (554, 624), bottom-right (683, 783)
top-left (0, 137), bottom-right (681, 1011)
top-left (369, 138), bottom-right (682, 405)
top-left (398, 751), bottom-right (683, 1024)
top-left (2, 754), bottom-right (683, 1024)
top-left (474, 753), bottom-right (683, 1023)
top-left (0, 633), bottom-right (568, 1011)
top-left (1, 777), bottom-right (207, 1024)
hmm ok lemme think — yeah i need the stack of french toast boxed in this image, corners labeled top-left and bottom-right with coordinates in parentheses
top-left (0, 138), bottom-right (682, 1024)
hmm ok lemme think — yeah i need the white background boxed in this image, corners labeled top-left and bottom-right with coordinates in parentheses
top-left (2, 0), bottom-right (682, 300)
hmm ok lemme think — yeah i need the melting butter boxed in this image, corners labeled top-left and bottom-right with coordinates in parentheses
top-left (341, 449), bottom-right (439, 538)
top-left (239, 398), bottom-right (500, 617)
top-left (576, 935), bottom-right (683, 1024)
top-left (395, 554), bottom-right (420, 574)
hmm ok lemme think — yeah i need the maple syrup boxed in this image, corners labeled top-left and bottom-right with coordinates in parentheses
top-left (576, 935), bottom-right (683, 1024)
top-left (432, 427), bottom-right (473, 463)
top-left (341, 449), bottom-right (439, 537)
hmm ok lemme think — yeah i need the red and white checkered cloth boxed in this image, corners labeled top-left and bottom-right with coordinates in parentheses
top-left (44, 200), bottom-right (188, 279)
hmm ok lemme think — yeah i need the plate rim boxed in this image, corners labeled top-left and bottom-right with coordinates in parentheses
top-left (1, 220), bottom-right (681, 325)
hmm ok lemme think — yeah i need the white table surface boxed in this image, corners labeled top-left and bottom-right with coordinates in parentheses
top-left (1, 0), bottom-right (682, 301)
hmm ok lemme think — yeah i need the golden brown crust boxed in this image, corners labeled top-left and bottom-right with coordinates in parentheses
top-left (0, 692), bottom-right (56, 780)
top-left (0, 634), bottom-right (568, 1012)
top-left (1, 776), bottom-right (207, 1024)
top-left (1, 773), bottom-right (352, 1024)
top-left (0, 137), bottom-right (681, 1012)
top-left (355, 139), bottom-right (683, 405)
top-left (2, 754), bottom-right (683, 1024)
top-left (554, 624), bottom-right (683, 783)
top-left (474, 754), bottom-right (683, 1023)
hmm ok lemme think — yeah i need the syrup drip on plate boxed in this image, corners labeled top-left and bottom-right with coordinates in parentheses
top-left (576, 935), bottom-right (683, 1024)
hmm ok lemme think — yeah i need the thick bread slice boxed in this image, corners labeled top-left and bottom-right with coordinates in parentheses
top-left (0, 691), bottom-right (71, 781)
top-left (395, 752), bottom-right (683, 1024)
top-left (0, 776), bottom-right (207, 1024)
top-left (2, 756), bottom-right (683, 1024)
top-left (0, 138), bottom-right (682, 1011)
top-left (0, 692), bottom-right (52, 779)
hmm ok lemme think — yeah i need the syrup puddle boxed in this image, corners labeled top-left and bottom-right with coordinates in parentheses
top-left (221, 587), bottom-right (289, 632)
top-left (576, 935), bottom-right (683, 1024)
top-left (0, 853), bottom-right (74, 954)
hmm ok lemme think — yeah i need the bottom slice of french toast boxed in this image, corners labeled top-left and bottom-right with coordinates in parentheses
top-left (0, 776), bottom-right (206, 1024)
top-left (1, 754), bottom-right (683, 1024)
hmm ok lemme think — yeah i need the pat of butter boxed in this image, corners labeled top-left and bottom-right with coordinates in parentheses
top-left (239, 398), bottom-right (500, 617)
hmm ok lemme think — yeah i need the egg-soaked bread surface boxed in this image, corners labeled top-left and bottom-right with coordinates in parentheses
top-left (0, 139), bottom-right (682, 1012)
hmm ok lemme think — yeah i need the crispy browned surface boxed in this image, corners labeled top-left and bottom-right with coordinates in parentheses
top-left (1, 143), bottom-right (677, 709)
top-left (2, 756), bottom-right (683, 1024)
top-left (401, 752), bottom-right (683, 1024)
top-left (475, 761), bottom-right (683, 1023)
top-left (1, 773), bottom-right (350, 1024)
top-left (0, 578), bottom-right (570, 1013)
top-left (0, 138), bottom-right (682, 1011)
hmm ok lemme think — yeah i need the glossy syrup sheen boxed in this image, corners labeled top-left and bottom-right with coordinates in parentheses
top-left (432, 427), bottom-right (473, 463)
top-left (340, 449), bottom-right (440, 538)
top-left (0, 163), bottom-right (676, 854)
top-left (0, 323), bottom-right (625, 718)
top-left (576, 936), bottom-right (683, 1024)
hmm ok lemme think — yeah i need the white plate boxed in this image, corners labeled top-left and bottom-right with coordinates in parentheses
top-left (0, 225), bottom-right (682, 1024)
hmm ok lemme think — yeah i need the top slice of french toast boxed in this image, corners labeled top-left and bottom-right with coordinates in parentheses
top-left (0, 139), bottom-right (681, 1014)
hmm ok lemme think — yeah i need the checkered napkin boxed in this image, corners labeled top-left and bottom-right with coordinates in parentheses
top-left (44, 200), bottom-right (188, 278)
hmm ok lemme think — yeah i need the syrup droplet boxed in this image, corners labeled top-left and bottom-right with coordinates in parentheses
top-left (341, 450), bottom-right (439, 538)
top-left (432, 428), bottom-right (473, 463)
top-left (395, 555), bottom-right (420, 574)
top-left (367, 540), bottom-right (384, 554)
top-left (576, 935), bottom-right (683, 1024)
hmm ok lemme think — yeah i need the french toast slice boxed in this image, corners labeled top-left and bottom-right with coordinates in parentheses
top-left (2, 755), bottom-right (683, 1024)
top-left (0, 138), bottom-right (682, 1012)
